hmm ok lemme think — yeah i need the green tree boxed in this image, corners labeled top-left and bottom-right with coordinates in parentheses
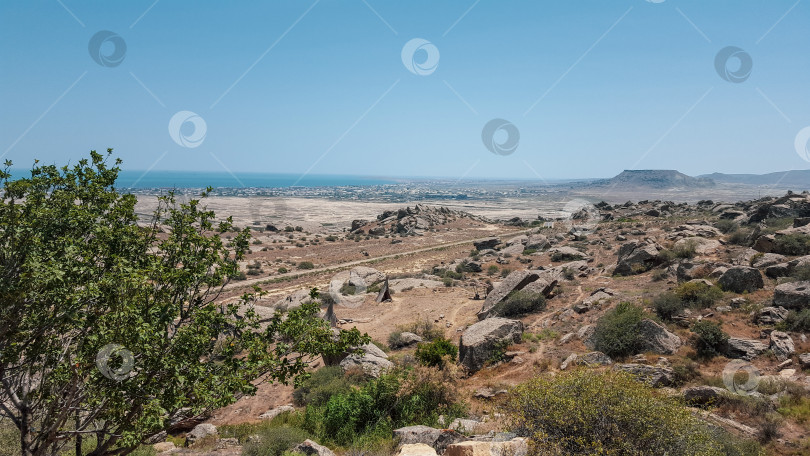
top-left (0, 151), bottom-right (367, 456)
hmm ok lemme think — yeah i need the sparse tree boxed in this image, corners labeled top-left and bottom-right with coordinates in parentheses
top-left (0, 151), bottom-right (367, 456)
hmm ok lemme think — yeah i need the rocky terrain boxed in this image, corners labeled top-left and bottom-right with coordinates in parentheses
top-left (148, 192), bottom-right (810, 455)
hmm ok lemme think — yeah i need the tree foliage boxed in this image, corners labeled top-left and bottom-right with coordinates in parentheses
top-left (0, 151), bottom-right (367, 456)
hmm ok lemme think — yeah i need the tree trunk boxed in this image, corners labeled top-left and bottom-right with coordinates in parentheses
top-left (75, 411), bottom-right (82, 456)
top-left (19, 408), bottom-right (34, 456)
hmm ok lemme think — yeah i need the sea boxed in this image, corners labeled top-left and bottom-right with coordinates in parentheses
top-left (9, 169), bottom-right (402, 189)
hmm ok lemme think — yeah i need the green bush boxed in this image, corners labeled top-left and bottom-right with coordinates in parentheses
top-left (674, 281), bottom-right (723, 308)
top-left (278, 267), bottom-right (288, 273)
top-left (791, 264), bottom-right (810, 282)
top-left (293, 366), bottom-right (353, 407)
top-left (298, 261), bottom-right (315, 270)
top-left (486, 265), bottom-right (499, 276)
top-left (415, 338), bottom-right (458, 368)
top-left (505, 370), bottom-right (753, 455)
top-left (304, 367), bottom-right (465, 447)
top-left (491, 290), bottom-right (546, 317)
top-left (715, 219), bottom-right (739, 234)
top-left (654, 292), bottom-right (685, 321)
top-left (779, 308), bottom-right (810, 332)
top-left (691, 321), bottom-right (728, 359)
top-left (241, 426), bottom-right (310, 456)
top-left (592, 302), bottom-right (644, 359)
top-left (727, 228), bottom-right (752, 246)
top-left (772, 233), bottom-right (810, 256)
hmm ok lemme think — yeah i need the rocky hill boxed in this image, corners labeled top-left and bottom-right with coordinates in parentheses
top-left (700, 170), bottom-right (810, 189)
top-left (350, 204), bottom-right (490, 235)
top-left (591, 169), bottom-right (716, 189)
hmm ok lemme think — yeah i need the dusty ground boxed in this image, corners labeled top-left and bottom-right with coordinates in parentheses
top-left (152, 194), bottom-right (810, 455)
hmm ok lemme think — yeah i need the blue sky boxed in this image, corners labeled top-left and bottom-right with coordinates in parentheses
top-left (1, 0), bottom-right (809, 181)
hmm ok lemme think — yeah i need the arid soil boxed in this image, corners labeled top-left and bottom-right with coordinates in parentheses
top-left (148, 192), bottom-right (810, 455)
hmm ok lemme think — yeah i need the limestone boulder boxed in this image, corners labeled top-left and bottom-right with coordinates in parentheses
top-left (294, 439), bottom-right (336, 456)
top-left (444, 438), bottom-right (528, 456)
top-left (770, 331), bottom-right (795, 361)
top-left (614, 241), bottom-right (662, 275)
top-left (459, 318), bottom-right (523, 373)
top-left (773, 281), bottom-right (810, 310)
top-left (717, 267), bottom-right (764, 294)
top-left (637, 319), bottom-right (682, 355)
top-left (725, 338), bottom-right (768, 361)
top-left (393, 426), bottom-right (463, 454)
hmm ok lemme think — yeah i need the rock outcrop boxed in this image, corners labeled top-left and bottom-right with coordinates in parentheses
top-left (478, 270), bottom-right (556, 319)
top-left (725, 338), bottom-right (768, 360)
top-left (393, 426), bottom-right (463, 454)
top-left (773, 281), bottom-right (810, 310)
top-left (339, 343), bottom-right (393, 377)
top-left (637, 319), bottom-right (682, 355)
top-left (444, 438), bottom-right (528, 456)
top-left (294, 439), bottom-right (336, 456)
top-left (614, 241), bottom-right (662, 275)
top-left (717, 267), bottom-right (764, 293)
top-left (614, 364), bottom-right (674, 387)
top-left (459, 318), bottom-right (523, 373)
top-left (770, 331), bottom-right (795, 361)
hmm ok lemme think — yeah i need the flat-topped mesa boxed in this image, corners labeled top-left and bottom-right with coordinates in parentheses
top-left (593, 170), bottom-right (716, 189)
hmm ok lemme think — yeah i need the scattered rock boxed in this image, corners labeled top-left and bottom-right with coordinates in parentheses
top-left (637, 319), bottom-right (682, 355)
top-left (474, 387), bottom-right (508, 399)
top-left (153, 442), bottom-right (176, 453)
top-left (444, 438), bottom-right (528, 456)
top-left (614, 241), bottom-right (662, 275)
top-left (725, 338), bottom-right (768, 360)
top-left (294, 439), bottom-right (336, 456)
top-left (755, 307), bottom-right (789, 325)
top-left (614, 364), bottom-right (675, 387)
top-left (395, 444), bottom-right (438, 456)
top-left (770, 331), bottom-right (795, 361)
top-left (449, 418), bottom-right (482, 433)
top-left (391, 332), bottom-right (422, 349)
top-left (340, 343), bottom-right (393, 377)
top-left (186, 423), bottom-right (217, 445)
top-left (798, 353), bottom-right (810, 368)
top-left (752, 253), bottom-right (786, 269)
top-left (683, 386), bottom-right (731, 406)
top-left (773, 281), bottom-right (810, 310)
top-left (560, 351), bottom-right (613, 370)
top-left (459, 318), bottom-right (524, 373)
top-left (259, 404), bottom-right (294, 420)
top-left (393, 425), bottom-right (463, 454)
top-left (717, 267), bottom-right (764, 294)
top-left (478, 270), bottom-right (541, 319)
top-left (474, 237), bottom-right (501, 251)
